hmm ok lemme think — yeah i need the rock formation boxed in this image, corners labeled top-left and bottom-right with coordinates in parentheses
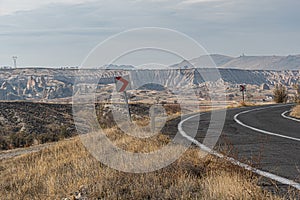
top-left (0, 68), bottom-right (299, 101)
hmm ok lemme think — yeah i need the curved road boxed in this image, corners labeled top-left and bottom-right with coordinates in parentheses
top-left (178, 104), bottom-right (300, 187)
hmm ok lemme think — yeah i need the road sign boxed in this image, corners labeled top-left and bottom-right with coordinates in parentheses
top-left (115, 76), bottom-right (130, 92)
top-left (240, 85), bottom-right (246, 92)
top-left (240, 85), bottom-right (246, 102)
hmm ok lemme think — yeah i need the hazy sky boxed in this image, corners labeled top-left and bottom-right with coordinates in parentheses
top-left (0, 0), bottom-right (300, 67)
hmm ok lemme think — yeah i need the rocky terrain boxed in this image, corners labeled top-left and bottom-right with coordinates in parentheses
top-left (0, 102), bottom-right (76, 149)
top-left (0, 66), bottom-right (298, 149)
top-left (0, 68), bottom-right (299, 102)
top-left (0, 101), bottom-right (181, 150)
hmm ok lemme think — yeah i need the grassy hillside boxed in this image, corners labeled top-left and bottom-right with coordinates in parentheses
top-left (0, 128), bottom-right (290, 199)
top-left (0, 102), bottom-right (182, 150)
top-left (0, 102), bottom-right (76, 150)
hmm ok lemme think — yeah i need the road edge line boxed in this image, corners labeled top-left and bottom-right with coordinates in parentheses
top-left (178, 112), bottom-right (300, 191)
top-left (234, 105), bottom-right (300, 142)
top-left (281, 110), bottom-right (300, 122)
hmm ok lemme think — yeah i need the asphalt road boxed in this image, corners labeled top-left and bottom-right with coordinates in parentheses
top-left (178, 104), bottom-right (300, 183)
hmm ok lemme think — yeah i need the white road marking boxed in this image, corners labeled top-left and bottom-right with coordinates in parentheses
top-left (281, 110), bottom-right (300, 122)
top-left (178, 110), bottom-right (300, 191)
top-left (234, 105), bottom-right (300, 142)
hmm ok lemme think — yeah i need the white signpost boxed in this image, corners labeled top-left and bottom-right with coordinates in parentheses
top-left (240, 84), bottom-right (246, 102)
top-left (115, 76), bottom-right (131, 121)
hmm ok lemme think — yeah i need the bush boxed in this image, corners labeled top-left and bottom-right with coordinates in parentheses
top-left (59, 126), bottom-right (72, 138)
top-left (273, 84), bottom-right (288, 103)
top-left (37, 133), bottom-right (59, 144)
top-left (0, 136), bottom-right (9, 150)
top-left (9, 132), bottom-right (35, 148)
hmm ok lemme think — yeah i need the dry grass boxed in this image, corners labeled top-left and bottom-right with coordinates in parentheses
top-left (238, 101), bottom-right (256, 107)
top-left (227, 101), bottom-right (274, 109)
top-left (290, 105), bottom-right (300, 118)
top-left (0, 127), bottom-right (288, 200)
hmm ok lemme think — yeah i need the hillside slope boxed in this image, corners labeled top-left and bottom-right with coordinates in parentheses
top-left (0, 102), bottom-right (76, 149)
top-left (190, 54), bottom-right (300, 70)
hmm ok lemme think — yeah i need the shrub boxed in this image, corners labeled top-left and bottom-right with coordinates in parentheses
top-left (9, 132), bottom-right (35, 148)
top-left (295, 84), bottom-right (300, 104)
top-left (0, 136), bottom-right (9, 150)
top-left (37, 133), bottom-right (59, 144)
top-left (273, 84), bottom-right (288, 103)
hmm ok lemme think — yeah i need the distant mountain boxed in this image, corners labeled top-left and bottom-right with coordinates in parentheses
top-left (220, 55), bottom-right (300, 70)
top-left (103, 64), bottom-right (135, 70)
top-left (178, 54), bottom-right (300, 70)
top-left (4, 54), bottom-right (299, 70)
top-left (170, 54), bottom-right (233, 69)
top-left (190, 54), bottom-right (234, 68)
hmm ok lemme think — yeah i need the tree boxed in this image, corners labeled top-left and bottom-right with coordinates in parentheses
top-left (273, 84), bottom-right (288, 103)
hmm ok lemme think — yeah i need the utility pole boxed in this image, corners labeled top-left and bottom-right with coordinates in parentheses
top-left (12, 56), bottom-right (17, 68)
